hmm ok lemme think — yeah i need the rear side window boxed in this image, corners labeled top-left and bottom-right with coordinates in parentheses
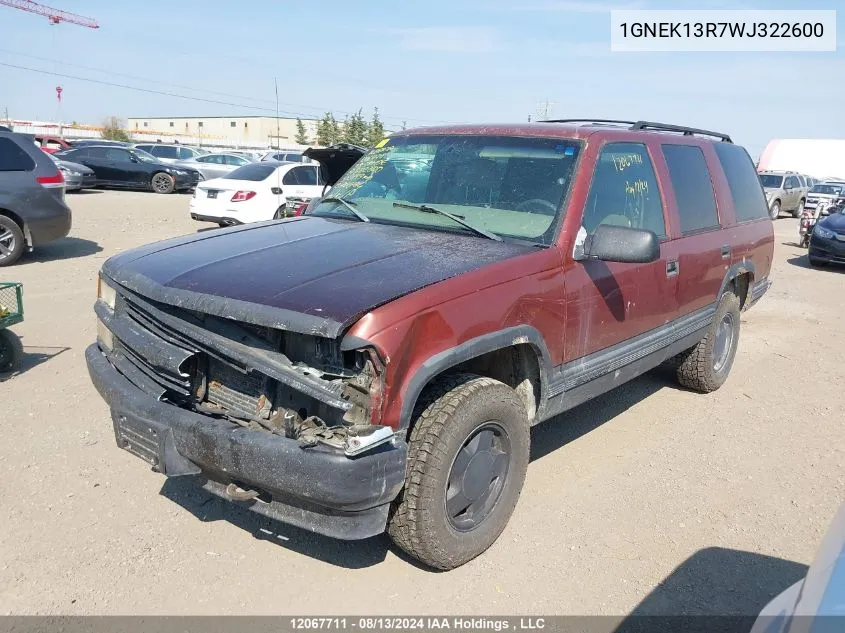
top-left (224, 163), bottom-right (276, 181)
top-left (0, 138), bottom-right (36, 171)
top-left (662, 144), bottom-right (719, 234)
top-left (282, 166), bottom-right (318, 186)
top-left (152, 146), bottom-right (179, 159)
top-left (713, 143), bottom-right (769, 222)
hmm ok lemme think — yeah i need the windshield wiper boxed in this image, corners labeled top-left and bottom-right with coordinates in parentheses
top-left (392, 202), bottom-right (501, 241)
top-left (319, 196), bottom-right (369, 222)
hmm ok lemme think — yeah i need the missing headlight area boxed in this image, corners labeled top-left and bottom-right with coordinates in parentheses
top-left (189, 328), bottom-right (393, 456)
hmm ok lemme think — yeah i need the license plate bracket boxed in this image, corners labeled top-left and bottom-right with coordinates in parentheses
top-left (112, 413), bottom-right (200, 476)
top-left (207, 190), bottom-right (218, 199)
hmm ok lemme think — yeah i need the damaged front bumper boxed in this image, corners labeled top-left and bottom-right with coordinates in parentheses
top-left (85, 344), bottom-right (408, 540)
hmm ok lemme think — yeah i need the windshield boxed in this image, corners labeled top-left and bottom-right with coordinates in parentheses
top-left (759, 174), bottom-right (784, 188)
top-left (310, 135), bottom-right (581, 243)
top-left (224, 163), bottom-right (276, 181)
top-left (810, 184), bottom-right (844, 195)
top-left (133, 149), bottom-right (158, 163)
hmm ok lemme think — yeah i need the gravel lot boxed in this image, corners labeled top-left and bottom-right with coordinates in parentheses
top-left (1, 190), bottom-right (842, 616)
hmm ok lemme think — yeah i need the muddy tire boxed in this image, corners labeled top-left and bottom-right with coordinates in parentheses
top-left (0, 329), bottom-right (23, 373)
top-left (675, 291), bottom-right (741, 393)
top-left (769, 200), bottom-right (780, 220)
top-left (0, 215), bottom-right (25, 267)
top-left (387, 374), bottom-right (529, 570)
top-left (151, 172), bottom-right (175, 194)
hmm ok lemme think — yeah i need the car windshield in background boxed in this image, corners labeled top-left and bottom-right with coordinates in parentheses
top-left (311, 135), bottom-right (581, 243)
top-left (224, 163), bottom-right (277, 181)
top-left (759, 174), bottom-right (784, 188)
top-left (811, 184), bottom-right (844, 195)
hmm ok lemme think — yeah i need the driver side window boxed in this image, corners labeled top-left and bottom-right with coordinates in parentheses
top-left (582, 142), bottom-right (665, 237)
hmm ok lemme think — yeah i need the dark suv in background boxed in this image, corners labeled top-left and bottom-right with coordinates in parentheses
top-left (87, 119), bottom-right (773, 569)
top-left (0, 131), bottom-right (72, 266)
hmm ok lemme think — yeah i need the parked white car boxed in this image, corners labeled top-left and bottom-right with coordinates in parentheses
top-left (189, 161), bottom-right (325, 226)
top-left (173, 152), bottom-right (254, 181)
top-left (260, 150), bottom-right (310, 163)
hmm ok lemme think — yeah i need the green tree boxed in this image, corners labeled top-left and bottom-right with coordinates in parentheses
top-left (316, 112), bottom-right (332, 146)
top-left (294, 118), bottom-right (309, 145)
top-left (366, 107), bottom-right (385, 147)
top-left (342, 108), bottom-right (368, 146)
top-left (101, 116), bottom-right (130, 142)
top-left (327, 113), bottom-right (342, 145)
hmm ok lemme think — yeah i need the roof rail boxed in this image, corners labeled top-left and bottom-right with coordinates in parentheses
top-left (540, 119), bottom-right (733, 143)
top-left (630, 121), bottom-right (732, 143)
top-left (540, 119), bottom-right (638, 127)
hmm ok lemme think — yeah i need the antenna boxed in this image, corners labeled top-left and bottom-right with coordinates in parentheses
top-left (536, 98), bottom-right (555, 120)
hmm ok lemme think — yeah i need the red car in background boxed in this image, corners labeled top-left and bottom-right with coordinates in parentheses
top-left (33, 135), bottom-right (71, 154)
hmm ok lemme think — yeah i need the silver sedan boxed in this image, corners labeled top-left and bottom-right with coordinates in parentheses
top-left (172, 153), bottom-right (255, 181)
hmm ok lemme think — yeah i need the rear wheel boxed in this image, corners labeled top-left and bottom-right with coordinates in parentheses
top-left (0, 329), bottom-right (23, 373)
top-left (793, 199), bottom-right (805, 218)
top-left (675, 291), bottom-right (741, 393)
top-left (273, 206), bottom-right (287, 220)
top-left (151, 172), bottom-right (175, 194)
top-left (387, 374), bottom-right (529, 570)
top-left (0, 216), bottom-right (25, 267)
top-left (769, 200), bottom-right (781, 220)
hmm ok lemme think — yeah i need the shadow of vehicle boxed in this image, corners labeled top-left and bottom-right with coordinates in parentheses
top-left (531, 369), bottom-right (674, 463)
top-left (159, 476), bottom-right (418, 570)
top-left (68, 189), bottom-right (103, 195)
top-left (614, 547), bottom-right (808, 633)
top-left (787, 255), bottom-right (845, 273)
top-left (157, 368), bottom-right (682, 570)
top-left (23, 237), bottom-right (102, 263)
top-left (0, 343), bottom-right (70, 381)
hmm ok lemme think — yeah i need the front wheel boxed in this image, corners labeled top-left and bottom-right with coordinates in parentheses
top-left (674, 291), bottom-right (741, 393)
top-left (387, 374), bottom-right (529, 570)
top-left (0, 329), bottom-right (23, 373)
top-left (151, 172), bottom-right (175, 194)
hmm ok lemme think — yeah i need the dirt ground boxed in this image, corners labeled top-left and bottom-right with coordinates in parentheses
top-left (0, 190), bottom-right (842, 616)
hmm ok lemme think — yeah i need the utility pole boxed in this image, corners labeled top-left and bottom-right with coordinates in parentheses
top-left (537, 99), bottom-right (555, 120)
top-left (274, 77), bottom-right (281, 149)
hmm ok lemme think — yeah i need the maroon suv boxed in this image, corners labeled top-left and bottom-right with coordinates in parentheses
top-left (86, 120), bottom-right (773, 569)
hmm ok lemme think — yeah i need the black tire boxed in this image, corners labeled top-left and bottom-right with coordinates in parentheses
top-left (273, 206), bottom-right (286, 220)
top-left (387, 374), bottom-right (529, 570)
top-left (793, 199), bottom-right (805, 218)
top-left (675, 291), bottom-right (741, 393)
top-left (0, 329), bottom-right (23, 373)
top-left (769, 200), bottom-right (780, 220)
top-left (0, 215), bottom-right (25, 267)
top-left (151, 172), bottom-right (175, 194)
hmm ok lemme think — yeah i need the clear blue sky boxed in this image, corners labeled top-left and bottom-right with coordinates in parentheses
top-left (0, 0), bottom-right (842, 157)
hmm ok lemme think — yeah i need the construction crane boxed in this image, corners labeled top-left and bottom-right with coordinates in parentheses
top-left (0, 0), bottom-right (99, 28)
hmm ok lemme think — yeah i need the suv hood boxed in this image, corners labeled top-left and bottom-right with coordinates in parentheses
top-left (102, 217), bottom-right (533, 338)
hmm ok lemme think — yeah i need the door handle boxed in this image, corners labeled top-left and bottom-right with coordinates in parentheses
top-left (666, 260), bottom-right (679, 277)
top-left (720, 245), bottom-right (731, 259)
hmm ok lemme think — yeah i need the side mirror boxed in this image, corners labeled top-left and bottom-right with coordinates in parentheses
top-left (582, 224), bottom-right (660, 264)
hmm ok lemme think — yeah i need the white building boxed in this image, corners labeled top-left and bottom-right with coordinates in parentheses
top-left (127, 116), bottom-right (319, 149)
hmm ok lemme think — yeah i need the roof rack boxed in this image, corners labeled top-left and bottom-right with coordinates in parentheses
top-left (631, 121), bottom-right (732, 143)
top-left (541, 119), bottom-right (638, 127)
top-left (539, 118), bottom-right (733, 143)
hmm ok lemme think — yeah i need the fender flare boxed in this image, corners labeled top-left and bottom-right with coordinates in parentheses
top-left (397, 325), bottom-right (553, 432)
top-left (717, 260), bottom-right (757, 305)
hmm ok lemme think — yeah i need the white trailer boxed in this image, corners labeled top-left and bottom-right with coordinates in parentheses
top-left (757, 139), bottom-right (845, 181)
